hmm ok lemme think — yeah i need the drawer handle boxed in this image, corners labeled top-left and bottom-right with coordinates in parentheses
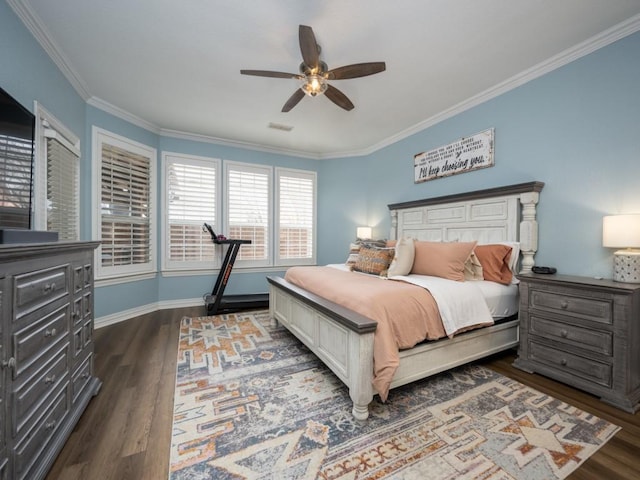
top-left (560, 358), bottom-right (568, 366)
top-left (45, 374), bottom-right (56, 385)
top-left (44, 328), bottom-right (57, 338)
top-left (560, 329), bottom-right (568, 338)
top-left (72, 309), bottom-right (81, 320)
top-left (81, 372), bottom-right (90, 380)
top-left (45, 420), bottom-right (57, 431)
top-left (1, 357), bottom-right (16, 371)
top-left (560, 300), bottom-right (569, 309)
top-left (43, 282), bottom-right (57, 294)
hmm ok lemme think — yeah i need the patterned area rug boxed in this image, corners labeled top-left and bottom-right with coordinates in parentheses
top-left (169, 311), bottom-right (619, 479)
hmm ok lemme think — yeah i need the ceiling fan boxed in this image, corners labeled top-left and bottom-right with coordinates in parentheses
top-left (241, 25), bottom-right (386, 112)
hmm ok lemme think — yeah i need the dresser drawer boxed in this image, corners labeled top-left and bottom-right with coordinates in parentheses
top-left (14, 265), bottom-right (69, 319)
top-left (529, 289), bottom-right (612, 324)
top-left (84, 263), bottom-right (93, 288)
top-left (83, 291), bottom-right (93, 319)
top-left (14, 389), bottom-right (68, 480)
top-left (13, 304), bottom-right (69, 378)
top-left (0, 457), bottom-right (8, 480)
top-left (72, 296), bottom-right (83, 325)
top-left (529, 315), bottom-right (613, 356)
top-left (529, 340), bottom-right (612, 388)
top-left (73, 265), bottom-right (84, 294)
top-left (12, 347), bottom-right (67, 437)
top-left (71, 354), bottom-right (93, 403)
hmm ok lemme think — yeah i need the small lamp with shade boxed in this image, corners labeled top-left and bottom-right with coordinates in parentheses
top-left (356, 226), bottom-right (372, 240)
top-left (603, 214), bottom-right (640, 283)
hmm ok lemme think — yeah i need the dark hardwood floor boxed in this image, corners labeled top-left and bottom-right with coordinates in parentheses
top-left (46, 307), bottom-right (640, 479)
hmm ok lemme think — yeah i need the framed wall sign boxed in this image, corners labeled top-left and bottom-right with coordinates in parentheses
top-left (414, 128), bottom-right (494, 183)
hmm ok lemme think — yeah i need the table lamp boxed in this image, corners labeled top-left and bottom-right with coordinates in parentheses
top-left (603, 214), bottom-right (640, 283)
top-left (356, 226), bottom-right (372, 240)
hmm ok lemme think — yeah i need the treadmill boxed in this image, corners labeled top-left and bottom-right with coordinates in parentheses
top-left (203, 223), bottom-right (269, 315)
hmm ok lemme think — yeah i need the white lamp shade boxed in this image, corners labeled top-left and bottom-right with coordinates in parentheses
top-left (356, 226), bottom-right (372, 239)
top-left (603, 214), bottom-right (640, 248)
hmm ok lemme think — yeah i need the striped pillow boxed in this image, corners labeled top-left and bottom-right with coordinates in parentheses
top-left (352, 246), bottom-right (395, 276)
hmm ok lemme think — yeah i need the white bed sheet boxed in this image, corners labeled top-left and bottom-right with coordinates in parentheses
top-left (326, 264), bottom-right (519, 320)
top-left (472, 280), bottom-right (519, 319)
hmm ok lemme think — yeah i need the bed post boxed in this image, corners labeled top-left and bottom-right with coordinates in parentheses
top-left (348, 332), bottom-right (375, 421)
top-left (519, 191), bottom-right (540, 273)
top-left (389, 209), bottom-right (398, 240)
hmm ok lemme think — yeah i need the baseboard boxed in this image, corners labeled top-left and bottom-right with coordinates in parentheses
top-left (94, 297), bottom-right (204, 329)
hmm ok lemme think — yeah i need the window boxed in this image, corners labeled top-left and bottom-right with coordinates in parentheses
top-left (163, 152), bottom-right (220, 270)
top-left (164, 158), bottom-right (317, 272)
top-left (0, 126), bottom-right (32, 229)
top-left (276, 168), bottom-right (316, 265)
top-left (34, 103), bottom-right (80, 240)
top-left (224, 162), bottom-right (271, 267)
top-left (92, 127), bottom-right (156, 280)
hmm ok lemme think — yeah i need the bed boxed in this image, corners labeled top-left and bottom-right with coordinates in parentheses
top-left (267, 181), bottom-right (544, 420)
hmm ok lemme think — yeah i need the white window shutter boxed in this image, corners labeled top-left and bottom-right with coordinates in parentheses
top-left (45, 133), bottom-right (79, 240)
top-left (226, 163), bottom-right (270, 264)
top-left (100, 143), bottom-right (152, 268)
top-left (277, 168), bottom-right (316, 264)
top-left (165, 155), bottom-right (218, 267)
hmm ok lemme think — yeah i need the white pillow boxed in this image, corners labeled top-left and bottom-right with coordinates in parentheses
top-left (387, 237), bottom-right (415, 276)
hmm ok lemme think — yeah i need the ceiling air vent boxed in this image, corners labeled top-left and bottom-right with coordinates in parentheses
top-left (268, 122), bottom-right (294, 132)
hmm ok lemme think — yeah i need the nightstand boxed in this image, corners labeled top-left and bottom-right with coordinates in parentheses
top-left (514, 273), bottom-right (640, 413)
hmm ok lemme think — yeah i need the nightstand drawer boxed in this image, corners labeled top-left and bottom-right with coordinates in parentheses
top-left (530, 290), bottom-right (612, 324)
top-left (529, 315), bottom-right (613, 356)
top-left (529, 341), bottom-right (612, 388)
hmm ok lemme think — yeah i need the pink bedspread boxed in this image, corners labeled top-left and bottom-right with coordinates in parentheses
top-left (284, 266), bottom-right (446, 401)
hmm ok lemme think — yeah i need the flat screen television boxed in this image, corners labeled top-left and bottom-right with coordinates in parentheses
top-left (0, 86), bottom-right (35, 230)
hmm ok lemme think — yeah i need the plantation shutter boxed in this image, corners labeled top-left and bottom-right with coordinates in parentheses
top-left (100, 143), bottom-right (151, 267)
top-left (44, 127), bottom-right (80, 240)
top-left (227, 164), bottom-right (270, 263)
top-left (166, 158), bottom-right (217, 263)
top-left (277, 169), bottom-right (315, 262)
top-left (0, 132), bottom-right (32, 228)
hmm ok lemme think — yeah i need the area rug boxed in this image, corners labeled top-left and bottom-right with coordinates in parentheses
top-left (169, 310), bottom-right (619, 480)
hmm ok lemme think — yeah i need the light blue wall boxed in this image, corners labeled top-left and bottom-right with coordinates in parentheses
top-left (319, 31), bottom-right (640, 281)
top-left (2, 1), bottom-right (640, 318)
top-left (0, 3), bottom-right (85, 134)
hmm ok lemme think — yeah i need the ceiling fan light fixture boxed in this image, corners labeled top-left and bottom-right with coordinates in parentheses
top-left (300, 74), bottom-right (327, 97)
top-left (241, 25), bottom-right (385, 111)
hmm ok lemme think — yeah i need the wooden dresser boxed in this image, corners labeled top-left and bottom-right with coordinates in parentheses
top-left (514, 273), bottom-right (640, 413)
top-left (0, 241), bottom-right (101, 480)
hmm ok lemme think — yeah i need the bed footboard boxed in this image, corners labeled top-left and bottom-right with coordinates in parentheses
top-left (267, 276), bottom-right (376, 420)
top-left (268, 275), bottom-right (520, 420)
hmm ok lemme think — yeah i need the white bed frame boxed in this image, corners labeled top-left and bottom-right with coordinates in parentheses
top-left (268, 182), bottom-right (543, 420)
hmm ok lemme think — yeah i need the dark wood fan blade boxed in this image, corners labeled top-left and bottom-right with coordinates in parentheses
top-left (299, 25), bottom-right (319, 70)
top-left (240, 70), bottom-right (301, 79)
top-left (282, 89), bottom-right (305, 112)
top-left (326, 62), bottom-right (386, 80)
top-left (325, 84), bottom-right (354, 111)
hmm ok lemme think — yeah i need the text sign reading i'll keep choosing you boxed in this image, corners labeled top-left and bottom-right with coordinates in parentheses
top-left (414, 128), bottom-right (494, 183)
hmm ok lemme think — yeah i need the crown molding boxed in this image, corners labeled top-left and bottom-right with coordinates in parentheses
top-left (357, 13), bottom-right (640, 158)
top-left (158, 129), bottom-right (322, 160)
top-left (11, 1), bottom-right (640, 160)
top-left (86, 96), bottom-right (161, 134)
top-left (8, 0), bottom-right (92, 100)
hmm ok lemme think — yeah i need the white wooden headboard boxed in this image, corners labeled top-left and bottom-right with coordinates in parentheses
top-left (388, 182), bottom-right (544, 273)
